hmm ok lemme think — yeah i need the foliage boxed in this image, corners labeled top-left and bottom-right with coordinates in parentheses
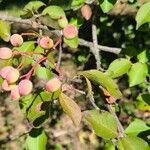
top-left (0, 0), bottom-right (150, 149)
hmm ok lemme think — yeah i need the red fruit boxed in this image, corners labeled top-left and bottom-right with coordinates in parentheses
top-left (39, 37), bottom-right (54, 49)
top-left (6, 68), bottom-right (20, 84)
top-left (81, 4), bottom-right (92, 20)
top-left (10, 34), bottom-right (23, 47)
top-left (18, 79), bottom-right (33, 96)
top-left (10, 86), bottom-right (20, 100)
top-left (46, 78), bottom-right (61, 92)
top-left (0, 66), bottom-right (13, 79)
top-left (0, 47), bottom-right (12, 60)
top-left (1, 80), bottom-right (16, 91)
top-left (63, 24), bottom-right (78, 39)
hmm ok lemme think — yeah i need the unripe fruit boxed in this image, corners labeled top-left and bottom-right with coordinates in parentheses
top-left (0, 47), bottom-right (12, 60)
top-left (10, 34), bottom-right (23, 47)
top-left (0, 66), bottom-right (13, 79)
top-left (39, 37), bottom-right (54, 49)
top-left (6, 68), bottom-right (20, 84)
top-left (10, 86), bottom-right (20, 100)
top-left (46, 78), bottom-right (61, 92)
top-left (18, 79), bottom-right (33, 96)
top-left (81, 4), bottom-right (92, 20)
top-left (63, 24), bottom-right (78, 39)
top-left (2, 80), bottom-right (16, 91)
top-left (58, 16), bottom-right (68, 28)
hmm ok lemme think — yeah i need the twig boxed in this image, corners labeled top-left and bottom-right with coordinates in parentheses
top-left (92, 24), bottom-right (101, 70)
top-left (106, 104), bottom-right (125, 138)
top-left (57, 43), bottom-right (62, 69)
top-left (0, 15), bottom-right (121, 54)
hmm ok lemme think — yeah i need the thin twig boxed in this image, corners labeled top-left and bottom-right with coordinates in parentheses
top-left (92, 24), bottom-right (101, 70)
top-left (57, 42), bottom-right (62, 69)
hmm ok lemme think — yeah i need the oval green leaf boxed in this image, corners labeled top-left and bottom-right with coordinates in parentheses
top-left (42, 6), bottom-right (65, 19)
top-left (128, 62), bottom-right (148, 87)
top-left (84, 110), bottom-right (118, 139)
top-left (26, 128), bottom-right (47, 150)
top-left (59, 92), bottom-right (82, 127)
top-left (63, 36), bottom-right (79, 48)
top-left (136, 2), bottom-right (150, 29)
top-left (106, 58), bottom-right (132, 78)
top-left (117, 136), bottom-right (149, 150)
top-left (79, 70), bottom-right (122, 99)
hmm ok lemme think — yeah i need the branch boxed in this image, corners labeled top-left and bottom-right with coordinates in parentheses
top-left (0, 15), bottom-right (121, 54)
top-left (92, 24), bottom-right (101, 70)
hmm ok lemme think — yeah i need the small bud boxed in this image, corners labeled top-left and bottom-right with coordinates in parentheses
top-left (58, 16), bottom-right (68, 28)
top-left (0, 47), bottom-right (12, 60)
top-left (10, 86), bottom-right (20, 100)
top-left (2, 80), bottom-right (16, 91)
top-left (39, 37), bottom-right (54, 49)
top-left (46, 78), bottom-right (61, 92)
top-left (6, 68), bottom-right (20, 84)
top-left (0, 66), bottom-right (13, 79)
top-left (18, 79), bottom-right (33, 96)
top-left (81, 4), bottom-right (92, 20)
top-left (63, 24), bottom-right (78, 39)
top-left (10, 34), bottom-right (23, 47)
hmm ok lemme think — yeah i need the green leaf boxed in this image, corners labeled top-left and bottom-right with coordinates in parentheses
top-left (0, 20), bottom-right (11, 42)
top-left (84, 110), bottom-right (118, 139)
top-left (42, 6), bottom-right (65, 19)
top-left (85, 77), bottom-right (93, 97)
top-left (39, 15), bottom-right (60, 29)
top-left (128, 62), bottom-right (148, 87)
top-left (71, 0), bottom-right (85, 10)
top-left (26, 128), bottom-right (47, 150)
top-left (21, 1), bottom-right (45, 18)
top-left (117, 136), bottom-right (149, 150)
top-left (14, 41), bottom-right (35, 52)
top-left (64, 36), bottom-right (79, 48)
top-left (100, 0), bottom-right (117, 13)
top-left (136, 2), bottom-right (150, 29)
top-left (137, 50), bottom-right (150, 63)
top-left (59, 92), bottom-right (82, 127)
top-left (20, 90), bottom-right (60, 127)
top-left (35, 65), bottom-right (52, 80)
top-left (79, 70), bottom-right (122, 99)
top-left (106, 58), bottom-right (132, 78)
top-left (125, 119), bottom-right (150, 136)
top-left (136, 94), bottom-right (150, 111)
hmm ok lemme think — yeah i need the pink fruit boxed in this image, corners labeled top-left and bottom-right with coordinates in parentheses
top-left (39, 36), bottom-right (54, 49)
top-left (10, 86), bottom-right (20, 100)
top-left (0, 66), bottom-right (13, 78)
top-left (81, 5), bottom-right (92, 20)
top-left (2, 80), bottom-right (16, 91)
top-left (46, 78), bottom-right (61, 92)
top-left (18, 79), bottom-right (33, 96)
top-left (58, 16), bottom-right (68, 28)
top-left (6, 68), bottom-right (20, 84)
top-left (0, 47), bottom-right (12, 60)
top-left (10, 34), bottom-right (23, 47)
top-left (63, 24), bottom-right (78, 39)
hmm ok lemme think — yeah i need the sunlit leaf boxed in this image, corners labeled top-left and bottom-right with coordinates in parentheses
top-left (117, 136), bottom-right (149, 150)
top-left (128, 62), bottom-right (148, 87)
top-left (59, 92), bottom-right (82, 127)
top-left (106, 58), bottom-right (131, 78)
top-left (136, 2), bottom-right (150, 29)
top-left (125, 119), bottom-right (150, 136)
top-left (26, 128), bottom-right (47, 150)
top-left (63, 36), bottom-right (79, 48)
top-left (42, 5), bottom-right (65, 19)
top-left (79, 70), bottom-right (122, 99)
top-left (84, 110), bottom-right (118, 139)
